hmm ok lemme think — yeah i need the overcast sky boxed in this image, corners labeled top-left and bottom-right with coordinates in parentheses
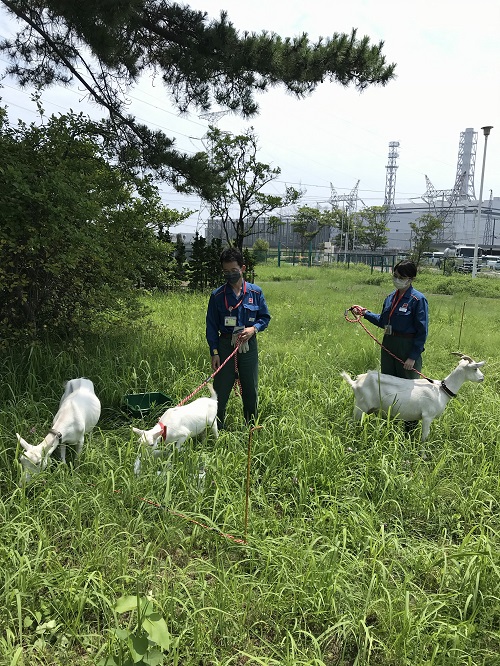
top-left (1, 0), bottom-right (499, 234)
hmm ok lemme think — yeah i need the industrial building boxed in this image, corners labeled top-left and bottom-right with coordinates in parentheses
top-left (202, 127), bottom-right (499, 254)
top-left (383, 128), bottom-right (500, 252)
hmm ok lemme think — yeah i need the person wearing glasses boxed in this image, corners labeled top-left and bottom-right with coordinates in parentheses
top-left (351, 260), bottom-right (428, 432)
top-left (206, 247), bottom-right (271, 429)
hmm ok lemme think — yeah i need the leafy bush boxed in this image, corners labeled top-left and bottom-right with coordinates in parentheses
top-left (0, 109), bottom-right (180, 346)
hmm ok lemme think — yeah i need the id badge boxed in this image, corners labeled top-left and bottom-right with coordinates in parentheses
top-left (225, 316), bottom-right (237, 326)
top-left (384, 324), bottom-right (392, 335)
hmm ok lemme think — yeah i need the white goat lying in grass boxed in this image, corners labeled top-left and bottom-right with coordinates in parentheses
top-left (341, 353), bottom-right (485, 441)
top-left (16, 378), bottom-right (101, 481)
top-left (133, 383), bottom-right (218, 475)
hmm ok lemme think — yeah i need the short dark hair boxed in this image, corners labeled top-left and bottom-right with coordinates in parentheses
top-left (393, 260), bottom-right (417, 279)
top-left (220, 247), bottom-right (244, 267)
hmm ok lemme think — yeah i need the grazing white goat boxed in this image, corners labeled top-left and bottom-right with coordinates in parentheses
top-left (341, 353), bottom-right (485, 441)
top-left (133, 383), bottom-right (218, 475)
top-left (16, 378), bottom-right (101, 481)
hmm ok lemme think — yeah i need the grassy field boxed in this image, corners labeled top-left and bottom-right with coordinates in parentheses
top-left (0, 263), bottom-right (499, 665)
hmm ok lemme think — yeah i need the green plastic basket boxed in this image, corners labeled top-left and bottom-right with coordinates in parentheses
top-left (123, 392), bottom-right (174, 418)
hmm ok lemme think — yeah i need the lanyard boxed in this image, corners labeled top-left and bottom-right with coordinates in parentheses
top-left (224, 281), bottom-right (246, 313)
top-left (388, 289), bottom-right (406, 322)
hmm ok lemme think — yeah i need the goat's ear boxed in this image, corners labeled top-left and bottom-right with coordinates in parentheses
top-left (16, 433), bottom-right (31, 451)
top-left (132, 427), bottom-right (145, 436)
top-left (472, 361), bottom-right (486, 368)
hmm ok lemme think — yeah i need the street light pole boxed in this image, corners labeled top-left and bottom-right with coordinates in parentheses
top-left (472, 125), bottom-right (493, 278)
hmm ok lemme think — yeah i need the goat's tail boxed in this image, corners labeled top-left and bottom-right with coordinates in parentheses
top-left (340, 371), bottom-right (355, 387)
top-left (206, 382), bottom-right (218, 400)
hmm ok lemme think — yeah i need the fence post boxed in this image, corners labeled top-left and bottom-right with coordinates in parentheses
top-left (308, 241), bottom-right (312, 267)
top-left (278, 241), bottom-right (281, 267)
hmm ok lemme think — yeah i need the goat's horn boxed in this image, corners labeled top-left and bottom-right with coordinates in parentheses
top-left (451, 351), bottom-right (473, 362)
top-left (16, 433), bottom-right (31, 451)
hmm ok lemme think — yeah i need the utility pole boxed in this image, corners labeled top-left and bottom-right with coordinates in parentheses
top-left (472, 126), bottom-right (493, 278)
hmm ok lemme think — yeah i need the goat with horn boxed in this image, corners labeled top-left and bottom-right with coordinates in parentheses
top-left (341, 354), bottom-right (486, 441)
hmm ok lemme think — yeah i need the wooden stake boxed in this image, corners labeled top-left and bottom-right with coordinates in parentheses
top-left (458, 301), bottom-right (466, 350)
top-left (244, 425), bottom-right (262, 541)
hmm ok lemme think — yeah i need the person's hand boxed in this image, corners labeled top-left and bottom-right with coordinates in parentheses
top-left (212, 355), bottom-right (220, 371)
top-left (239, 326), bottom-right (257, 342)
top-left (351, 305), bottom-right (367, 317)
top-left (403, 358), bottom-right (415, 370)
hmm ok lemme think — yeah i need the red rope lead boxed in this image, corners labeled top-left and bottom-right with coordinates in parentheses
top-left (344, 307), bottom-right (433, 382)
top-left (105, 486), bottom-right (247, 545)
top-left (176, 338), bottom-right (242, 407)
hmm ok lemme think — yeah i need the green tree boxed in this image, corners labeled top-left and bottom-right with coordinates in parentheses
top-left (186, 232), bottom-right (207, 291)
top-left (291, 206), bottom-right (331, 252)
top-left (0, 1), bottom-right (396, 188)
top-left (409, 213), bottom-right (443, 267)
top-left (354, 205), bottom-right (389, 251)
top-left (205, 237), bottom-right (224, 290)
top-left (253, 238), bottom-right (270, 263)
top-left (0, 108), bottom-right (177, 344)
top-left (203, 126), bottom-right (302, 251)
top-left (157, 209), bottom-right (192, 244)
top-left (330, 209), bottom-right (357, 251)
top-left (174, 233), bottom-right (187, 281)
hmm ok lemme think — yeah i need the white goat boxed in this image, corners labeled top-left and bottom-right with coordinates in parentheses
top-left (132, 383), bottom-right (218, 475)
top-left (341, 353), bottom-right (485, 441)
top-left (16, 378), bottom-right (101, 481)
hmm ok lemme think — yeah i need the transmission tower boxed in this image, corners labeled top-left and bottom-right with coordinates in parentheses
top-left (329, 180), bottom-right (360, 249)
top-left (482, 190), bottom-right (494, 246)
top-left (329, 180), bottom-right (360, 213)
top-left (455, 128), bottom-right (477, 200)
top-left (423, 172), bottom-right (466, 243)
top-left (384, 141), bottom-right (400, 212)
top-left (199, 110), bottom-right (229, 124)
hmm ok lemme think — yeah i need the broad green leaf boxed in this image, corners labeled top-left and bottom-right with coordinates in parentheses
top-left (142, 649), bottom-right (164, 666)
top-left (142, 613), bottom-right (171, 651)
top-left (130, 633), bottom-right (149, 660)
top-left (113, 628), bottom-right (130, 641)
top-left (115, 595), bottom-right (144, 614)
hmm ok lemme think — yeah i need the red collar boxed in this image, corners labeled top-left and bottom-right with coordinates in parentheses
top-left (158, 421), bottom-right (167, 440)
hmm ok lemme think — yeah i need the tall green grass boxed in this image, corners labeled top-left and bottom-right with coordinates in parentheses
top-left (0, 264), bottom-right (499, 665)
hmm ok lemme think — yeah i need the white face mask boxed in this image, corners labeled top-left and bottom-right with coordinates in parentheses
top-left (393, 277), bottom-right (410, 291)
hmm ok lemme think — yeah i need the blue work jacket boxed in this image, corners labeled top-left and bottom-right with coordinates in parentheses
top-left (206, 281), bottom-right (271, 356)
top-left (364, 285), bottom-right (428, 360)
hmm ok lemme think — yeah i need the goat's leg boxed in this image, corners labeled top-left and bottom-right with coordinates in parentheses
top-left (174, 435), bottom-right (188, 452)
top-left (420, 418), bottom-right (432, 442)
top-left (353, 405), bottom-right (364, 421)
top-left (211, 419), bottom-right (218, 439)
top-left (59, 442), bottom-right (67, 464)
top-left (76, 438), bottom-right (84, 458)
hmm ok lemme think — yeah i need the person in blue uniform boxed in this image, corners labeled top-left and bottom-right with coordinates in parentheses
top-left (206, 247), bottom-right (271, 429)
top-left (352, 260), bottom-right (428, 380)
